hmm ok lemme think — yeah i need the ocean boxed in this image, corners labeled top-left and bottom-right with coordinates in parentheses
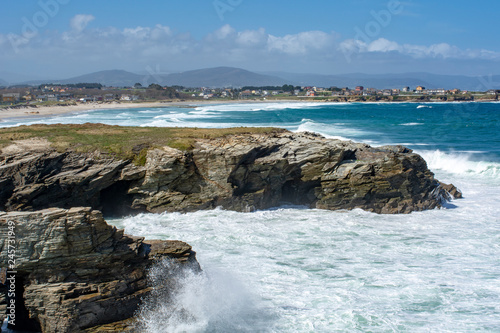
top-left (3, 102), bottom-right (500, 332)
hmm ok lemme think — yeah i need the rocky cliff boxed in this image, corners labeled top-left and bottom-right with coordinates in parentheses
top-left (0, 207), bottom-right (198, 332)
top-left (0, 126), bottom-right (461, 332)
top-left (0, 130), bottom-right (458, 215)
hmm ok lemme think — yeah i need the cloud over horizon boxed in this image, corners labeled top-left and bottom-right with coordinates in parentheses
top-left (340, 37), bottom-right (499, 60)
top-left (1, 17), bottom-right (499, 79)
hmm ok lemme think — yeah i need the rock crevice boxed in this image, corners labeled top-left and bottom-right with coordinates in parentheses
top-left (0, 131), bottom-right (459, 215)
top-left (0, 207), bottom-right (198, 332)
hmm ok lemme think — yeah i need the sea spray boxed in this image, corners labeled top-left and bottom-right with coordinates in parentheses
top-left (112, 199), bottom-right (500, 332)
top-left (417, 149), bottom-right (500, 180)
top-left (136, 259), bottom-right (275, 333)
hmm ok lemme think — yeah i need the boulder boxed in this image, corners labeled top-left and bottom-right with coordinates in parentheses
top-left (439, 182), bottom-right (463, 199)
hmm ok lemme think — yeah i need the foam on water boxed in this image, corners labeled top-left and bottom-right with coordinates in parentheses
top-left (138, 109), bottom-right (165, 114)
top-left (417, 149), bottom-right (500, 180)
top-left (193, 102), bottom-right (331, 113)
top-left (400, 122), bottom-right (424, 126)
top-left (110, 179), bottom-right (500, 332)
top-left (295, 119), bottom-right (374, 142)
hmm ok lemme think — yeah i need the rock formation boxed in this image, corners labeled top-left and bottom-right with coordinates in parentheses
top-left (0, 131), bottom-right (458, 215)
top-left (0, 208), bottom-right (198, 332)
top-left (0, 128), bottom-right (463, 331)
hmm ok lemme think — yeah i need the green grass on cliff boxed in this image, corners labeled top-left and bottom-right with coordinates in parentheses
top-left (0, 124), bottom-right (286, 165)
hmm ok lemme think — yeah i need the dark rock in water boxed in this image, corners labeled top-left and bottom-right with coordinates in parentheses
top-left (0, 132), bottom-right (460, 214)
top-left (0, 208), bottom-right (198, 332)
top-left (439, 182), bottom-right (463, 199)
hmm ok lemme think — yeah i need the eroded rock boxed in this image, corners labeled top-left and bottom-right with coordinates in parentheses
top-left (0, 132), bottom-right (460, 215)
top-left (0, 208), bottom-right (198, 332)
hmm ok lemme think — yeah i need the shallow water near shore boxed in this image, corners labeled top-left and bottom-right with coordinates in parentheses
top-left (7, 102), bottom-right (500, 331)
top-left (109, 171), bottom-right (500, 332)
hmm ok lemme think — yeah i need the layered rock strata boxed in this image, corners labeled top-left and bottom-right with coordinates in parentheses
top-left (0, 208), bottom-right (198, 332)
top-left (0, 132), bottom-right (453, 215)
top-left (0, 131), bottom-right (458, 215)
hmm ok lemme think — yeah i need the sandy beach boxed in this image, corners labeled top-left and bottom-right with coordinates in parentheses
top-left (0, 101), bottom-right (195, 120)
top-left (0, 99), bottom-right (302, 121)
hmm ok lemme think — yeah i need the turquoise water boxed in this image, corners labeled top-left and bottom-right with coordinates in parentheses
top-left (4, 102), bottom-right (500, 332)
top-left (3, 101), bottom-right (500, 158)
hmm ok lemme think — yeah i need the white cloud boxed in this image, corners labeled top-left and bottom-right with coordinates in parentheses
top-left (267, 31), bottom-right (336, 55)
top-left (70, 14), bottom-right (95, 33)
top-left (150, 25), bottom-right (173, 40)
top-left (340, 37), bottom-right (500, 60)
top-left (123, 25), bottom-right (172, 41)
top-left (236, 28), bottom-right (267, 47)
top-left (215, 24), bottom-right (236, 39)
top-left (367, 38), bottom-right (401, 52)
top-left (401, 42), bottom-right (459, 58)
top-left (2, 20), bottom-right (499, 78)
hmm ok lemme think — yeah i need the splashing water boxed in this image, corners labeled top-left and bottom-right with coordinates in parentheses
top-left (417, 150), bottom-right (500, 179)
top-left (136, 259), bottom-right (274, 333)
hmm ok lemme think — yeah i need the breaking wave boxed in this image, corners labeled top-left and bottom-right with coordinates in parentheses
top-left (136, 259), bottom-right (274, 333)
top-left (192, 102), bottom-right (335, 113)
top-left (417, 149), bottom-right (500, 179)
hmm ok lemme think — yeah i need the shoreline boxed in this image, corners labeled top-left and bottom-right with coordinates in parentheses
top-left (0, 101), bottom-right (187, 121)
top-left (0, 98), bottom-right (498, 121)
top-left (0, 99), bottom-right (301, 121)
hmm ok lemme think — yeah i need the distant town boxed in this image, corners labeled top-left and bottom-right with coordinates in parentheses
top-left (1, 82), bottom-right (499, 108)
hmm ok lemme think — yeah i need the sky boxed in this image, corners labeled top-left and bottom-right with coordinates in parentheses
top-left (0, 0), bottom-right (499, 81)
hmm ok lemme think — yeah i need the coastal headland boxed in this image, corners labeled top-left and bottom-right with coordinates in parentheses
top-left (0, 124), bottom-right (460, 215)
top-left (0, 124), bottom-right (462, 332)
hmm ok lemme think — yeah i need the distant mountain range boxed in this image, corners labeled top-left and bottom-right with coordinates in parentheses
top-left (157, 67), bottom-right (287, 87)
top-left (13, 67), bottom-right (288, 89)
top-left (1, 67), bottom-right (499, 90)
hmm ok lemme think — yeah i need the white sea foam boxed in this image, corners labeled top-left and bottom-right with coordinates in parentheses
top-left (400, 122), bottom-right (424, 126)
top-left (193, 102), bottom-right (335, 113)
top-left (116, 112), bottom-right (134, 118)
top-left (417, 149), bottom-right (500, 180)
top-left (188, 110), bottom-right (221, 115)
top-left (294, 119), bottom-right (372, 142)
top-left (153, 112), bottom-right (210, 120)
top-left (138, 109), bottom-right (164, 114)
top-left (111, 183), bottom-right (500, 332)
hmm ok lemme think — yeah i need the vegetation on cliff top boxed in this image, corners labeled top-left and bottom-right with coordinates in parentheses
top-left (0, 124), bottom-right (286, 165)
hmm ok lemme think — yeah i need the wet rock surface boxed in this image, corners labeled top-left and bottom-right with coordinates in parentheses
top-left (0, 208), bottom-right (198, 332)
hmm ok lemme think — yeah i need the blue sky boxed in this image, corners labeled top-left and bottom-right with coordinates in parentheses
top-left (1, 0), bottom-right (499, 80)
